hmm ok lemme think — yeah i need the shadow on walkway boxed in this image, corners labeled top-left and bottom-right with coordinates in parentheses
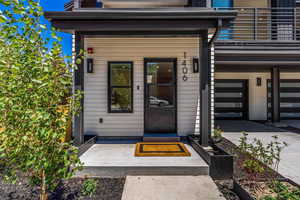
top-left (215, 120), bottom-right (285, 133)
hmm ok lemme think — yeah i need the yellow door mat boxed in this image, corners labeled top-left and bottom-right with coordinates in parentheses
top-left (135, 142), bottom-right (191, 157)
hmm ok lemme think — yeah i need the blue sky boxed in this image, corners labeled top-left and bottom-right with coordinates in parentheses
top-left (40, 0), bottom-right (72, 56)
top-left (0, 1), bottom-right (72, 55)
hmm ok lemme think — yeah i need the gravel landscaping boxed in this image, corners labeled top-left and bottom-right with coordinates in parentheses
top-left (0, 177), bottom-right (125, 200)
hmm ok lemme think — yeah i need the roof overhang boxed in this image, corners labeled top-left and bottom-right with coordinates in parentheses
top-left (214, 41), bottom-right (300, 72)
top-left (44, 8), bottom-right (237, 33)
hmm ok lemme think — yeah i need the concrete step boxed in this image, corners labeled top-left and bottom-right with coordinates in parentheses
top-left (143, 133), bottom-right (180, 142)
top-left (76, 166), bottom-right (209, 177)
top-left (77, 144), bottom-right (209, 177)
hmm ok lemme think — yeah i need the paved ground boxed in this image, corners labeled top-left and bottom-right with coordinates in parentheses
top-left (216, 120), bottom-right (285, 132)
top-left (78, 144), bottom-right (208, 177)
top-left (283, 120), bottom-right (300, 129)
top-left (122, 176), bottom-right (225, 200)
top-left (216, 120), bottom-right (300, 185)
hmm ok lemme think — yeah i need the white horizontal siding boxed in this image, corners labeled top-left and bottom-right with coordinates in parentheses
top-left (84, 37), bottom-right (201, 137)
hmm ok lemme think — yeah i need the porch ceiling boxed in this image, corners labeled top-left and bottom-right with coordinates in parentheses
top-left (44, 8), bottom-right (237, 33)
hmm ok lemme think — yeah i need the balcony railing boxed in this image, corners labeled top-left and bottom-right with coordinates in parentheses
top-left (64, 1), bottom-right (74, 11)
top-left (216, 7), bottom-right (300, 41)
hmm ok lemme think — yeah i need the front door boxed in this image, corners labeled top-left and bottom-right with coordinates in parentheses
top-left (144, 58), bottom-right (177, 133)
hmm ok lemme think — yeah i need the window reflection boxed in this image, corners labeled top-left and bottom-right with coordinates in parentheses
top-left (108, 62), bottom-right (133, 113)
top-left (111, 88), bottom-right (131, 111)
top-left (111, 64), bottom-right (131, 86)
top-left (149, 86), bottom-right (173, 107)
top-left (147, 62), bottom-right (173, 84)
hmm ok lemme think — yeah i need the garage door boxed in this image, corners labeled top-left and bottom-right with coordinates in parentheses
top-left (215, 80), bottom-right (249, 120)
top-left (268, 80), bottom-right (300, 119)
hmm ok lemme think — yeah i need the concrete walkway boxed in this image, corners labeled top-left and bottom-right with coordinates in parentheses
top-left (216, 120), bottom-right (300, 185)
top-left (122, 176), bottom-right (225, 200)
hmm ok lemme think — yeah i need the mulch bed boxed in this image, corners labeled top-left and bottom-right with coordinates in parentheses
top-left (0, 177), bottom-right (125, 200)
top-left (214, 180), bottom-right (240, 200)
top-left (216, 138), bottom-right (284, 181)
top-left (213, 138), bottom-right (286, 200)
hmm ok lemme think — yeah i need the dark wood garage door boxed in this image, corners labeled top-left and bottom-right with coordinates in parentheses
top-left (267, 80), bottom-right (300, 119)
top-left (215, 80), bottom-right (249, 120)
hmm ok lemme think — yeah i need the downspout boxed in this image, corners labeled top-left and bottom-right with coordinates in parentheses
top-left (207, 19), bottom-right (222, 144)
top-left (208, 19), bottom-right (222, 47)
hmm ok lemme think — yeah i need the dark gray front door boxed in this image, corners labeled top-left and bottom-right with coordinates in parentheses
top-left (144, 58), bottom-right (177, 133)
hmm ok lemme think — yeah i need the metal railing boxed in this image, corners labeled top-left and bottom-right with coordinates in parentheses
top-left (64, 0), bottom-right (74, 11)
top-left (65, 0), bottom-right (102, 9)
top-left (216, 7), bottom-right (300, 41)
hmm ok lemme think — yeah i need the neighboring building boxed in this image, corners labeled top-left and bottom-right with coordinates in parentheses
top-left (45, 0), bottom-right (300, 145)
top-left (213, 0), bottom-right (300, 122)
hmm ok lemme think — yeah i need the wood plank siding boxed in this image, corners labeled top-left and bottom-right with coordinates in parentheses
top-left (84, 37), bottom-right (201, 137)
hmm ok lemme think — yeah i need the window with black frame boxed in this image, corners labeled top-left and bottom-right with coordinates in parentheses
top-left (108, 62), bottom-right (133, 113)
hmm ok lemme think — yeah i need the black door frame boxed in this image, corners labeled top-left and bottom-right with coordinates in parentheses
top-left (214, 79), bottom-right (249, 120)
top-left (143, 58), bottom-right (178, 134)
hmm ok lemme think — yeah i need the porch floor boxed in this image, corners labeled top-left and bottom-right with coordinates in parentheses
top-left (77, 143), bottom-right (209, 177)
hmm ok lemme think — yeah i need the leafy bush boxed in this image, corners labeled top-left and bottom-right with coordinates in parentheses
top-left (212, 127), bottom-right (223, 142)
top-left (82, 179), bottom-right (98, 197)
top-left (261, 181), bottom-right (300, 200)
top-left (238, 132), bottom-right (288, 181)
top-left (0, 0), bottom-right (82, 200)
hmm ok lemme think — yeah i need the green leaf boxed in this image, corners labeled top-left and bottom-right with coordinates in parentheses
top-left (0, 0), bottom-right (11, 6)
top-left (0, 0), bottom-right (82, 197)
top-left (0, 13), bottom-right (7, 23)
top-left (39, 24), bottom-right (46, 29)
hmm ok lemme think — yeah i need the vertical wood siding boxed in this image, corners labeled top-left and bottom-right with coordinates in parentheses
top-left (84, 37), bottom-right (201, 137)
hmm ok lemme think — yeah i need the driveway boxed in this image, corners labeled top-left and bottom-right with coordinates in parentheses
top-left (216, 120), bottom-right (300, 185)
top-left (282, 120), bottom-right (300, 129)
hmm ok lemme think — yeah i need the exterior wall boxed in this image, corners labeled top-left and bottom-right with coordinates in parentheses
top-left (189, 0), bottom-right (207, 7)
top-left (84, 37), bottom-right (201, 137)
top-left (102, 0), bottom-right (188, 8)
top-left (233, 0), bottom-right (270, 7)
top-left (215, 72), bottom-right (300, 121)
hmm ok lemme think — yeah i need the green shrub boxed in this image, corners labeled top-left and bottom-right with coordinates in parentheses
top-left (0, 1), bottom-right (83, 200)
top-left (213, 127), bottom-right (223, 140)
top-left (261, 181), bottom-right (300, 200)
top-left (238, 132), bottom-right (288, 181)
top-left (82, 179), bottom-right (98, 197)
